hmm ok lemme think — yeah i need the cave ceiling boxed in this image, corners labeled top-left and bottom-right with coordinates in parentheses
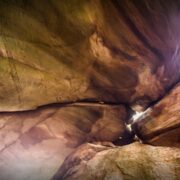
top-left (0, 0), bottom-right (180, 111)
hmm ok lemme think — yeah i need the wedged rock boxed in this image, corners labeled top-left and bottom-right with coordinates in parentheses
top-left (0, 103), bottom-right (128, 180)
top-left (0, 0), bottom-right (180, 111)
top-left (52, 142), bottom-right (180, 180)
top-left (133, 83), bottom-right (180, 147)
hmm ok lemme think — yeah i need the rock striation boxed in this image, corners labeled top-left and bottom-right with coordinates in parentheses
top-left (0, 0), bottom-right (180, 111)
top-left (133, 84), bottom-right (180, 147)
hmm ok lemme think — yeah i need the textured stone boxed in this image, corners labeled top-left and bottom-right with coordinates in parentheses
top-left (0, 0), bottom-right (180, 179)
top-left (0, 103), bottom-right (127, 180)
top-left (52, 142), bottom-right (180, 180)
top-left (0, 0), bottom-right (180, 111)
top-left (133, 84), bottom-right (180, 147)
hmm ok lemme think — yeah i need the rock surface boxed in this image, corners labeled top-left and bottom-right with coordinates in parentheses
top-left (0, 1), bottom-right (180, 180)
top-left (0, 103), bottom-right (127, 180)
top-left (133, 84), bottom-right (180, 147)
top-left (52, 142), bottom-right (180, 180)
top-left (0, 0), bottom-right (180, 111)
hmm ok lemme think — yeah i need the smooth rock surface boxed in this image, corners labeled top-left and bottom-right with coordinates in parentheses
top-left (0, 103), bottom-right (127, 180)
top-left (52, 142), bottom-right (180, 180)
top-left (0, 0), bottom-right (180, 111)
top-left (133, 84), bottom-right (180, 147)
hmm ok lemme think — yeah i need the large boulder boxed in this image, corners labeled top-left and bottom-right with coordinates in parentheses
top-left (52, 142), bottom-right (180, 180)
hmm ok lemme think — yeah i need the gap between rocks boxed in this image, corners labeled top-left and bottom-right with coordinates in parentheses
top-left (0, 79), bottom-right (179, 151)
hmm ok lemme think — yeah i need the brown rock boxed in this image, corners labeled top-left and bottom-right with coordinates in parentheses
top-left (133, 84), bottom-right (180, 147)
top-left (0, 0), bottom-right (180, 111)
top-left (0, 1), bottom-right (179, 180)
top-left (0, 103), bottom-right (127, 180)
top-left (52, 142), bottom-right (180, 180)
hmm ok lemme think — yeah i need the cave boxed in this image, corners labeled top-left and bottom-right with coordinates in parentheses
top-left (0, 0), bottom-right (179, 180)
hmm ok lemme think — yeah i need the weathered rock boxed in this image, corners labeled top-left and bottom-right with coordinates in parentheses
top-left (133, 84), bottom-right (180, 147)
top-left (0, 103), bottom-right (128, 180)
top-left (0, 0), bottom-right (180, 179)
top-left (0, 0), bottom-right (180, 111)
top-left (52, 142), bottom-right (180, 180)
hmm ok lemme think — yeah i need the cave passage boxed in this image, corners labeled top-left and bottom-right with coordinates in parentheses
top-left (0, 0), bottom-right (179, 180)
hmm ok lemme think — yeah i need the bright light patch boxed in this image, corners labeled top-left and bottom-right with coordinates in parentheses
top-left (132, 111), bottom-right (144, 122)
top-left (132, 108), bottom-right (151, 123)
top-left (126, 124), bottom-right (132, 132)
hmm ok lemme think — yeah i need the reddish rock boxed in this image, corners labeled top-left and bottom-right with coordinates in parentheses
top-left (133, 84), bottom-right (180, 147)
top-left (0, 1), bottom-right (179, 179)
top-left (0, 103), bottom-right (127, 180)
top-left (0, 0), bottom-right (180, 111)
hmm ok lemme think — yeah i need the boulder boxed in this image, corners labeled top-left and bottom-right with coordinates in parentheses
top-left (52, 142), bottom-right (180, 180)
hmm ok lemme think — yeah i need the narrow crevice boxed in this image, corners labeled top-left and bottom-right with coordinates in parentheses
top-left (122, 78), bottom-right (180, 145)
top-left (0, 99), bottom-right (128, 113)
top-left (0, 76), bottom-right (179, 149)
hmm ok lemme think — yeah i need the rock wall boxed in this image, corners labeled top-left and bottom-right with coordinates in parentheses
top-left (0, 0), bottom-right (179, 180)
top-left (0, 0), bottom-right (180, 111)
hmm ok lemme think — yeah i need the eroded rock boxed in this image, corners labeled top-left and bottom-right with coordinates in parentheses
top-left (52, 142), bottom-right (180, 180)
top-left (0, 103), bottom-right (128, 180)
top-left (0, 0), bottom-right (180, 111)
top-left (133, 84), bottom-right (180, 147)
top-left (0, 0), bottom-right (180, 179)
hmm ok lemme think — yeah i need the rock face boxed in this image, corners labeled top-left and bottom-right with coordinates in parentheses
top-left (0, 0), bottom-right (180, 180)
top-left (52, 142), bottom-right (180, 180)
top-left (133, 84), bottom-right (180, 147)
top-left (0, 103), bottom-right (128, 180)
top-left (0, 0), bottom-right (180, 111)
